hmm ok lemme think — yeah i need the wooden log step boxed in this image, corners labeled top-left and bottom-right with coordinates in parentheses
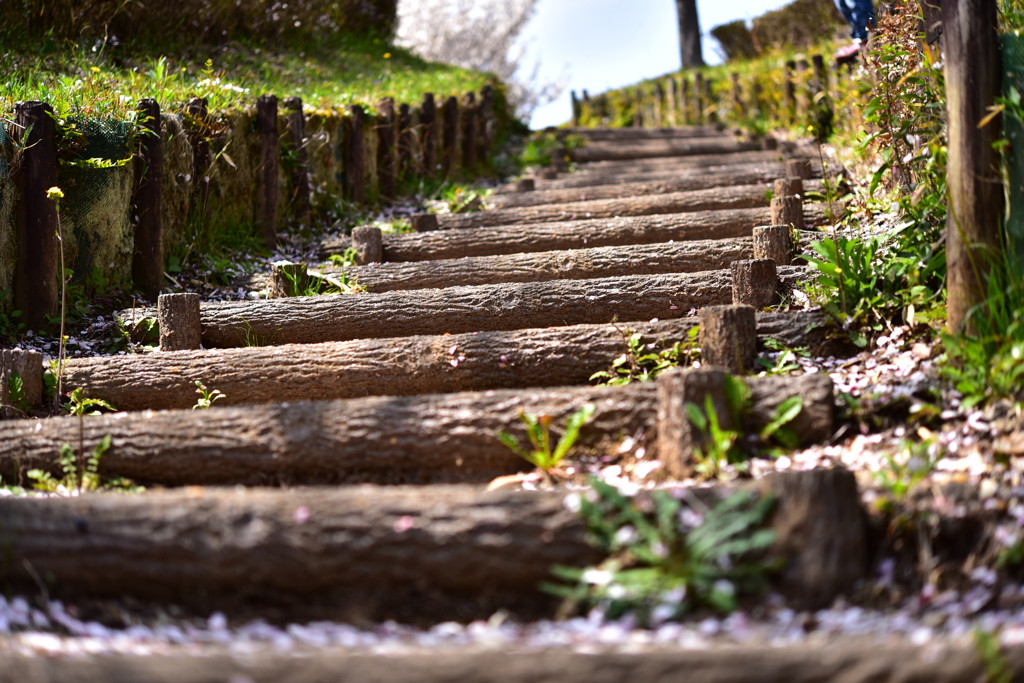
top-left (566, 124), bottom-right (726, 140)
top-left (1, 643), bottom-right (1015, 683)
top-left (64, 310), bottom-right (834, 412)
top-left (320, 206), bottom-right (829, 262)
top-left (0, 373), bottom-right (833, 487)
top-left (571, 137), bottom-right (761, 162)
top-left (492, 175), bottom-right (827, 210)
top-left (197, 267), bottom-right (809, 348)
top-left (337, 238), bottom-right (757, 293)
top-left (574, 150), bottom-right (803, 174)
top-left (439, 185), bottom-right (778, 230)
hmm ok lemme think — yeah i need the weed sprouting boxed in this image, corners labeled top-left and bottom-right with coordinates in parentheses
top-left (193, 381), bottom-right (225, 410)
top-left (591, 326), bottom-right (699, 386)
top-left (497, 404), bottom-right (596, 473)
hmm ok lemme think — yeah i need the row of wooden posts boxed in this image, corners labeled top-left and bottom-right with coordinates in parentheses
top-left (8, 86), bottom-right (496, 329)
top-left (569, 53), bottom-right (834, 129)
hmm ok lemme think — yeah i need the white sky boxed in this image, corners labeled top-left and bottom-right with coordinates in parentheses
top-left (522, 0), bottom-right (796, 128)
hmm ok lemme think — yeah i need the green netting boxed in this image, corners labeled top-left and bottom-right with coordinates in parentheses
top-left (56, 118), bottom-right (134, 290)
top-left (1002, 33), bottom-right (1024, 270)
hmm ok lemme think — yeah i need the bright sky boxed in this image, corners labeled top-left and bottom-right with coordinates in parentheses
top-left (523, 0), bottom-right (796, 129)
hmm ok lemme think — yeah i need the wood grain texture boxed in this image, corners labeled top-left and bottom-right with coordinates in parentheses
top-left (571, 137), bottom-right (760, 162)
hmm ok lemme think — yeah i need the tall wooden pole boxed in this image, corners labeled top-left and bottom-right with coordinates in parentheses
top-left (132, 98), bottom-right (163, 300)
top-left (943, 0), bottom-right (1002, 333)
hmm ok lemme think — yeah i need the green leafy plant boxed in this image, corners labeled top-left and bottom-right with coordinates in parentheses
top-left (973, 628), bottom-right (1013, 683)
top-left (756, 338), bottom-right (809, 376)
top-left (5, 373), bottom-right (30, 415)
top-left (873, 435), bottom-right (938, 504)
top-left (497, 404), bottom-right (595, 472)
top-left (544, 479), bottom-right (777, 624)
top-left (237, 318), bottom-right (280, 347)
top-left (590, 326), bottom-right (699, 386)
top-left (26, 435), bottom-right (119, 493)
top-left (0, 289), bottom-right (25, 340)
top-left (520, 131), bottom-right (585, 168)
top-left (193, 381), bottom-right (225, 410)
top-left (688, 395), bottom-right (742, 479)
top-left (64, 387), bottom-right (116, 416)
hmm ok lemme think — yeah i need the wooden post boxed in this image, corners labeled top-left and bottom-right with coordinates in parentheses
top-left (377, 97), bottom-right (397, 202)
top-left (461, 92), bottom-right (477, 173)
top-left (411, 213), bottom-right (439, 233)
top-left (703, 77), bottom-right (716, 123)
top-left (774, 178), bottom-right (803, 197)
top-left (132, 98), bottom-right (164, 301)
top-left (699, 305), bottom-right (757, 374)
top-left (762, 136), bottom-right (779, 151)
top-left (633, 88), bottom-right (644, 128)
top-left (13, 101), bottom-right (59, 330)
top-left (796, 59), bottom-right (810, 118)
top-left (443, 96), bottom-right (459, 174)
top-left (812, 54), bottom-right (827, 98)
top-left (944, 0), bottom-right (1002, 333)
top-left (654, 82), bottom-right (664, 128)
top-left (421, 93), bottom-right (436, 177)
top-left (680, 76), bottom-right (691, 125)
top-left (186, 97), bottom-right (211, 222)
top-left (0, 349), bottom-right (43, 417)
top-left (656, 367), bottom-right (734, 479)
top-left (666, 77), bottom-right (678, 127)
top-left (515, 178), bottom-right (535, 193)
top-left (284, 97), bottom-right (311, 224)
top-left (784, 60), bottom-right (796, 123)
top-left (771, 196), bottom-right (805, 231)
top-left (345, 105), bottom-right (366, 205)
top-left (920, 0), bottom-right (943, 44)
top-left (398, 103), bottom-right (414, 179)
top-left (352, 226), bottom-right (383, 265)
top-left (255, 95), bottom-right (279, 251)
top-left (730, 72), bottom-right (742, 115)
top-left (571, 90), bottom-right (581, 127)
top-left (158, 293), bottom-right (201, 351)
top-left (478, 85), bottom-right (494, 168)
top-left (752, 226), bottom-right (792, 266)
top-left (731, 259), bottom-right (777, 308)
top-left (694, 73), bottom-right (705, 125)
top-left (271, 262), bottom-right (309, 298)
top-left (786, 159), bottom-right (813, 180)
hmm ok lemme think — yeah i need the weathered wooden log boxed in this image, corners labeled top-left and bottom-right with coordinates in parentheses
top-left (0, 644), bottom-right (1014, 683)
top-left (491, 173), bottom-right (825, 210)
top-left (65, 311), bottom-right (834, 412)
top-left (699, 304), bottom-right (757, 374)
top-left (657, 367), bottom-right (735, 478)
top-left (461, 91), bottom-right (477, 172)
top-left (762, 136), bottom-right (779, 150)
top-left (694, 73), bottom-right (706, 124)
top-left (567, 151), bottom-right (814, 178)
top-left (771, 196), bottom-right (806, 231)
top-left (345, 105), bottom-right (366, 204)
top-left (0, 372), bottom-right (833, 486)
top-left (753, 225), bottom-right (792, 266)
top-left (441, 185), bottom-right (776, 230)
top-left (774, 177), bottom-right (803, 197)
top-left (514, 178), bottom-right (536, 193)
top-left (398, 102), bottom-right (414, 175)
top-left (478, 84), bottom-right (494, 166)
top-left (442, 96), bottom-right (458, 172)
top-left (0, 486), bottom-right (597, 621)
top-left (13, 100), bottom-right (59, 329)
top-left (320, 206), bottom-right (829, 262)
top-left (158, 293), bottom-right (201, 351)
top-left (336, 238), bottom-right (756, 293)
top-left (195, 267), bottom-right (807, 348)
top-left (351, 226), bottom-right (383, 265)
top-left (0, 349), bottom-right (42, 417)
top-left (785, 60), bottom-right (797, 121)
top-left (376, 97), bottom-right (397, 201)
top-left (421, 92), bottom-right (436, 176)
top-left (732, 259), bottom-right (778, 308)
top-left (411, 213), bottom-right (439, 232)
top-left (132, 98), bottom-right (164, 300)
top-left (255, 94), bottom-right (279, 249)
top-left (284, 96), bottom-right (311, 224)
top-left (571, 137), bottom-right (759, 163)
top-left (186, 97), bottom-right (211, 220)
top-left (786, 158), bottom-right (813, 180)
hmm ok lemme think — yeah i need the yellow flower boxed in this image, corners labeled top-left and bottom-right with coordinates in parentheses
top-left (384, 53), bottom-right (391, 59)
top-left (46, 187), bottom-right (64, 200)
top-left (91, 66), bottom-right (100, 73)
top-left (834, 267), bottom-right (842, 274)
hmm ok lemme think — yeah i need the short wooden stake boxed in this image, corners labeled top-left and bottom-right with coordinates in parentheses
top-left (271, 262), bottom-right (310, 298)
top-left (256, 95), bottom-right (280, 250)
top-left (352, 226), bottom-right (383, 265)
top-left (186, 97), bottom-right (211, 220)
top-left (786, 158), bottom-right (813, 180)
top-left (730, 72), bottom-right (742, 113)
top-left (0, 349), bottom-right (43, 417)
top-left (784, 60), bottom-right (796, 122)
top-left (539, 168), bottom-right (559, 180)
top-left (752, 226), bottom-right (793, 266)
top-left (703, 77), bottom-right (716, 123)
top-left (461, 92), bottom-right (477, 172)
top-left (656, 367), bottom-right (734, 479)
top-left (398, 102), bottom-right (414, 176)
top-left (666, 77), bottom-right (678, 127)
top-left (762, 136), bottom-right (778, 151)
top-left (285, 97), bottom-right (311, 224)
top-left (421, 93), bottom-right (437, 177)
top-left (680, 77), bottom-right (691, 125)
top-left (133, 98), bottom-right (163, 301)
top-left (771, 196), bottom-right (805, 231)
top-left (699, 305), bottom-right (757, 374)
top-left (345, 105), bottom-right (366, 205)
top-left (812, 54), bottom-right (828, 97)
top-left (654, 82), bottom-right (664, 128)
top-left (377, 97), bottom-right (397, 202)
top-left (731, 259), bottom-right (778, 309)
top-left (158, 293), bottom-right (201, 351)
top-left (443, 96), bottom-right (459, 173)
top-left (515, 178), bottom-right (535, 193)
top-left (411, 213), bottom-right (438, 232)
top-left (13, 100), bottom-right (59, 329)
top-left (478, 85), bottom-right (494, 168)
top-left (694, 73), bottom-right (705, 124)
top-left (773, 178), bottom-right (803, 197)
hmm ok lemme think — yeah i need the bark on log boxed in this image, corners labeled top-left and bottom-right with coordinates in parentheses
top-left (699, 304), bottom-right (757, 373)
top-left (786, 158), bottom-right (813, 180)
top-left (345, 105), bottom-right (366, 204)
top-left (563, 126), bottom-right (725, 141)
top-left (0, 486), bottom-right (597, 622)
top-left (132, 98), bottom-right (164, 300)
top-left (320, 206), bottom-right (830, 262)
top-left (158, 293), bottom-right (201, 351)
top-left (0, 373), bottom-right (833, 486)
top-left (255, 94), bottom-right (279, 249)
top-left (0, 349), bottom-right (43, 417)
top-left (284, 97), bottom-right (311, 224)
top-left (376, 97), bottom-right (397, 201)
top-left (63, 311), bottom-right (835, 412)
top-left (753, 225), bottom-right (793, 266)
top-left (351, 226), bottom-right (382, 265)
top-left (271, 262), bottom-right (309, 298)
top-left (421, 92), bottom-right (436, 176)
top-left (732, 259), bottom-right (778, 308)
top-left (657, 367), bottom-right (735, 478)
top-left (441, 185), bottom-right (776, 230)
top-left (195, 267), bottom-right (808, 348)
top-left (571, 137), bottom-right (759, 163)
top-left (411, 213), bottom-right (439, 232)
top-left (514, 178), bottom-right (536, 193)
top-left (336, 238), bottom-right (757, 293)
top-left (771, 196), bottom-right (806, 231)
top-left (773, 177), bottom-right (803, 197)
top-left (442, 96), bottom-right (458, 173)
top-left (568, 153), bottom-right (816, 180)
top-left (0, 644), bottom-right (1013, 683)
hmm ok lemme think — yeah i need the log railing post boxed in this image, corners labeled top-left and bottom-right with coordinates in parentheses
top-left (345, 105), bottom-right (366, 205)
top-left (657, 367), bottom-right (734, 479)
top-left (13, 100), bottom-right (59, 329)
top-left (377, 97), bottom-right (397, 202)
top-left (633, 88), bottom-right (644, 127)
top-left (699, 304), bottom-right (757, 374)
top-left (398, 102), bottom-right (414, 180)
top-left (694, 73), bottom-right (705, 124)
top-left (255, 94), bottom-right (279, 249)
top-left (666, 77), bottom-right (678, 127)
top-left (186, 97), bottom-right (211, 223)
top-left (730, 72), bottom-right (742, 117)
top-left (654, 82), bottom-right (665, 128)
top-left (158, 293), bottom-right (201, 351)
top-left (571, 90), bottom-right (581, 127)
top-left (284, 96), bottom-right (311, 224)
top-left (703, 77), bottom-right (716, 123)
top-left (784, 60), bottom-right (797, 123)
top-left (421, 93), bottom-right (436, 177)
top-left (132, 98), bottom-right (163, 301)
top-left (732, 259), bottom-right (778, 309)
top-left (478, 85), bottom-right (494, 168)
top-left (461, 92), bottom-right (477, 173)
top-left (680, 76), bottom-right (691, 125)
top-left (944, 0), bottom-right (1002, 333)
top-left (442, 96), bottom-right (459, 174)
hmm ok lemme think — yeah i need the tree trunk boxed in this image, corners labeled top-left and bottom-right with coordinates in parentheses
top-left (63, 311), bottom-right (835, 412)
top-left (0, 373), bottom-right (833, 487)
top-left (320, 206), bottom-right (829, 262)
top-left (572, 138), bottom-right (754, 163)
top-left (676, 0), bottom-right (705, 67)
top-left (196, 267), bottom-right (809, 348)
top-left (438, 185), bottom-right (775, 230)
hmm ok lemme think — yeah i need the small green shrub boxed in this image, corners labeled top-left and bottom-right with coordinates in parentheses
top-left (497, 404), bottom-right (595, 472)
top-left (590, 327), bottom-right (699, 386)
